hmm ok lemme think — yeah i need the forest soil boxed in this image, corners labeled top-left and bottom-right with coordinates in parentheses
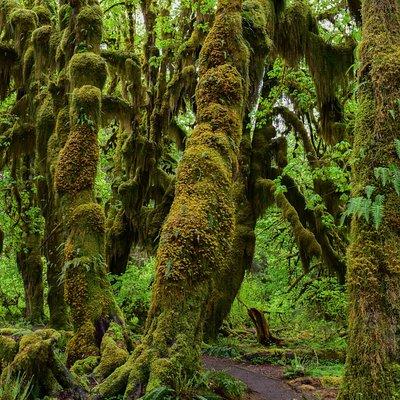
top-left (203, 356), bottom-right (337, 400)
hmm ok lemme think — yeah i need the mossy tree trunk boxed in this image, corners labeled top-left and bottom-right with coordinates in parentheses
top-left (17, 155), bottom-right (44, 325)
top-left (54, 0), bottom-right (124, 366)
top-left (339, 1), bottom-right (400, 398)
top-left (95, 0), bottom-right (249, 397)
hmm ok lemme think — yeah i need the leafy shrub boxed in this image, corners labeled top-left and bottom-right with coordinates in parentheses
top-left (112, 258), bottom-right (155, 329)
top-left (301, 277), bottom-right (347, 324)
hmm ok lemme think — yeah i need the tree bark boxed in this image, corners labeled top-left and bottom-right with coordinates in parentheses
top-left (339, 1), bottom-right (400, 398)
top-left (94, 0), bottom-right (250, 397)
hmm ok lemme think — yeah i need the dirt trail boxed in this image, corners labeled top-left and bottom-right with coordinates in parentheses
top-left (203, 356), bottom-right (313, 400)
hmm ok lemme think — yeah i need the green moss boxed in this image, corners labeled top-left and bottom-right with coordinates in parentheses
top-left (9, 8), bottom-right (37, 55)
top-left (0, 0), bottom-right (17, 31)
top-left (70, 203), bottom-right (105, 234)
top-left (338, 2), bottom-right (400, 399)
top-left (32, 4), bottom-right (51, 25)
top-left (32, 25), bottom-right (53, 79)
top-left (55, 124), bottom-right (99, 195)
top-left (76, 5), bottom-right (102, 52)
top-left (22, 45), bottom-right (34, 84)
top-left (0, 335), bottom-right (18, 369)
top-left (58, 4), bottom-right (71, 31)
top-left (70, 85), bottom-right (102, 129)
top-left (70, 355), bottom-right (100, 376)
top-left (274, 0), bottom-right (310, 66)
top-left (96, 1), bottom-right (250, 398)
top-left (93, 325), bottom-right (128, 380)
top-left (69, 52), bottom-right (107, 90)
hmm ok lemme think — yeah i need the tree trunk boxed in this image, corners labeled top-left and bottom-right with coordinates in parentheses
top-left (94, 0), bottom-right (250, 397)
top-left (16, 232), bottom-right (44, 324)
top-left (339, 1), bottom-right (400, 398)
top-left (54, 0), bottom-right (125, 366)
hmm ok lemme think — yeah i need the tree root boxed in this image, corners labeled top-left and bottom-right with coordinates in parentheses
top-left (0, 328), bottom-right (86, 399)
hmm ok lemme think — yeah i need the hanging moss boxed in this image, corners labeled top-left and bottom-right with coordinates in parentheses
top-left (0, 42), bottom-right (18, 100)
top-left (273, 0), bottom-right (311, 66)
top-left (3, 122), bottom-right (36, 161)
top-left (100, 49), bottom-right (141, 101)
top-left (76, 5), bottom-right (102, 52)
top-left (32, 25), bottom-right (53, 80)
top-left (21, 45), bottom-right (34, 86)
top-left (274, 0), bottom-right (354, 144)
top-left (101, 95), bottom-right (134, 133)
top-left (32, 4), bottom-right (51, 26)
top-left (69, 52), bottom-right (107, 91)
top-left (0, 0), bottom-right (16, 34)
top-left (9, 8), bottom-right (38, 55)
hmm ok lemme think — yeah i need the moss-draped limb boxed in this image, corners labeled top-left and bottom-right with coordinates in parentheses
top-left (338, 1), bottom-right (400, 398)
top-left (274, 0), bottom-right (354, 144)
top-left (94, 1), bottom-right (249, 397)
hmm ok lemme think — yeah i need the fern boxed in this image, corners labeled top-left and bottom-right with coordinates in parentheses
top-left (342, 194), bottom-right (385, 229)
top-left (140, 387), bottom-right (175, 400)
top-left (372, 195), bottom-right (385, 230)
top-left (0, 372), bottom-right (32, 400)
top-left (395, 139), bottom-right (400, 159)
top-left (390, 164), bottom-right (400, 195)
top-left (374, 167), bottom-right (391, 186)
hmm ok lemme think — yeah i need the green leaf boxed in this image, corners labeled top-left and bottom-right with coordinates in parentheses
top-left (395, 139), bottom-right (400, 159)
top-left (365, 185), bottom-right (375, 199)
top-left (372, 195), bottom-right (385, 230)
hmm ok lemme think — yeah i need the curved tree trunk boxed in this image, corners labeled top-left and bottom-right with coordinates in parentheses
top-left (339, 1), bottom-right (400, 398)
top-left (95, 0), bottom-right (250, 397)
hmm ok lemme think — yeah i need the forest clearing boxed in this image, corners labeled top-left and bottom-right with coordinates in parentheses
top-left (0, 0), bottom-right (399, 399)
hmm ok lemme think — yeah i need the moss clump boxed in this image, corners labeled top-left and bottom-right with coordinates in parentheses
top-left (0, 0), bottom-right (17, 32)
top-left (32, 4), bottom-right (51, 25)
top-left (9, 8), bottom-right (37, 55)
top-left (76, 5), bottom-right (102, 52)
top-left (55, 86), bottom-right (101, 195)
top-left (93, 325), bottom-right (128, 380)
top-left (0, 335), bottom-right (18, 370)
top-left (32, 25), bottom-right (53, 79)
top-left (70, 203), bottom-right (105, 234)
top-left (70, 85), bottom-right (102, 129)
top-left (55, 125), bottom-right (99, 195)
top-left (69, 52), bottom-right (107, 90)
top-left (70, 355), bottom-right (100, 376)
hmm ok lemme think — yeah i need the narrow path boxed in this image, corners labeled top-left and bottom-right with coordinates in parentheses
top-left (203, 356), bottom-right (312, 400)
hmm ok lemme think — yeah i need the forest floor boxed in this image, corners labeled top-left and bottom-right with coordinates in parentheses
top-left (203, 356), bottom-right (338, 400)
